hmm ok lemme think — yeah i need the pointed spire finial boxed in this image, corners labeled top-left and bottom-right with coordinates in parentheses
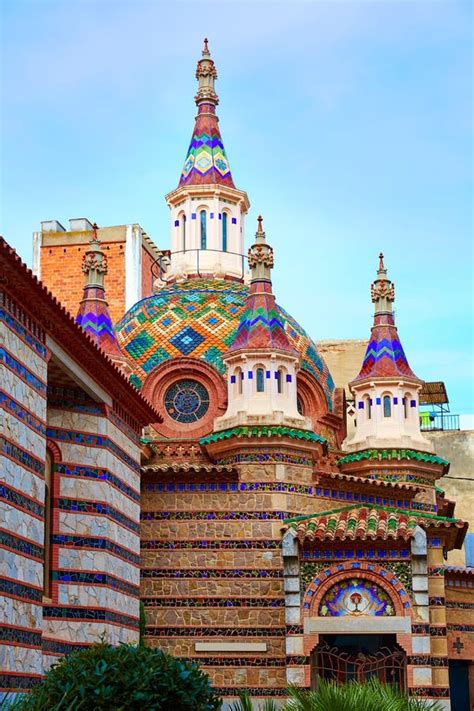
top-left (248, 214), bottom-right (273, 282)
top-left (371, 251), bottom-right (395, 316)
top-left (202, 37), bottom-right (210, 56)
top-left (82, 223), bottom-right (107, 288)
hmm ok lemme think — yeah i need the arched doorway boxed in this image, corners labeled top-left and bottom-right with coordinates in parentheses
top-left (311, 634), bottom-right (407, 691)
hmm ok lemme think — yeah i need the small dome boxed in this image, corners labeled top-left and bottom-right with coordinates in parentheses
top-left (116, 277), bottom-right (335, 411)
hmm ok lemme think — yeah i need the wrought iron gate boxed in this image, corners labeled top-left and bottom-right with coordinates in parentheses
top-left (311, 641), bottom-right (406, 691)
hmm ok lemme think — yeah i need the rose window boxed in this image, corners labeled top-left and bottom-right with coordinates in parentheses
top-left (164, 379), bottom-right (210, 423)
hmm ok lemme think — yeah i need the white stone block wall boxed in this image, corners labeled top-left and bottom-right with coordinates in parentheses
top-left (0, 297), bottom-right (48, 691)
top-left (43, 406), bottom-right (142, 660)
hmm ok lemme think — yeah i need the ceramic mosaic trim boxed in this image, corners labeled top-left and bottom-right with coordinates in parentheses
top-left (52, 571), bottom-right (139, 597)
top-left (145, 627), bottom-right (286, 637)
top-left (53, 534), bottom-right (140, 565)
top-left (319, 578), bottom-right (396, 617)
top-left (301, 549), bottom-right (411, 562)
top-left (141, 569), bottom-right (283, 579)
top-left (42, 606), bottom-right (139, 628)
top-left (0, 627), bottom-right (42, 647)
top-left (0, 392), bottom-right (47, 436)
top-left (47, 428), bottom-right (140, 473)
top-left (0, 347), bottom-right (47, 395)
top-left (0, 436), bottom-right (44, 475)
top-left (215, 452), bottom-right (313, 465)
top-left (141, 539), bottom-right (281, 550)
top-left (58, 498), bottom-right (139, 533)
top-left (218, 688), bottom-right (287, 697)
top-left (56, 463), bottom-right (140, 502)
top-left (0, 530), bottom-right (43, 560)
top-left (0, 306), bottom-right (47, 358)
top-left (337, 448), bottom-right (448, 466)
top-left (0, 482), bottom-right (44, 518)
top-left (0, 674), bottom-right (42, 691)
top-left (0, 578), bottom-right (42, 602)
top-left (142, 598), bottom-right (285, 608)
top-left (201, 425), bottom-right (326, 445)
top-left (140, 510), bottom-right (295, 521)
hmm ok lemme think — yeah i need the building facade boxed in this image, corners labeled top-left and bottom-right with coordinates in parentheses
top-left (1, 40), bottom-right (473, 709)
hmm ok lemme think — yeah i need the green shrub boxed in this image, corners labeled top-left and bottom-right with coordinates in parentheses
top-left (14, 642), bottom-right (222, 711)
top-left (284, 677), bottom-right (444, 711)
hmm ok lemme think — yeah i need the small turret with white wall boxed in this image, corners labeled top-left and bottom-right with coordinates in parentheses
top-left (343, 254), bottom-right (434, 453)
top-left (214, 217), bottom-right (312, 431)
top-left (163, 39), bottom-right (250, 283)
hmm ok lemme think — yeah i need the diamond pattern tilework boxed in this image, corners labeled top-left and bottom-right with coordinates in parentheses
top-left (355, 314), bottom-right (416, 381)
top-left (179, 106), bottom-right (234, 188)
top-left (116, 278), bottom-right (335, 409)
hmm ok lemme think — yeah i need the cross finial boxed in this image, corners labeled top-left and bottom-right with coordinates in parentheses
top-left (379, 252), bottom-right (385, 271)
top-left (257, 215), bottom-right (264, 234)
top-left (203, 37), bottom-right (209, 55)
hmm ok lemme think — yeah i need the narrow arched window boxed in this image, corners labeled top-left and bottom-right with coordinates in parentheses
top-left (256, 368), bottom-right (265, 392)
top-left (277, 369), bottom-right (283, 394)
top-left (365, 396), bottom-right (372, 420)
top-left (43, 452), bottom-right (52, 598)
top-left (403, 396), bottom-right (408, 419)
top-left (182, 214), bottom-right (186, 252)
top-left (234, 368), bottom-right (243, 396)
top-left (222, 213), bottom-right (228, 252)
top-left (383, 395), bottom-right (391, 418)
top-left (200, 210), bottom-right (207, 249)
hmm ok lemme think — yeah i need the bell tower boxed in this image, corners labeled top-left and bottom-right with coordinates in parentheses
top-left (164, 39), bottom-right (250, 283)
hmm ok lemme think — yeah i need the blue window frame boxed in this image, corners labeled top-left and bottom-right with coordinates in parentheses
top-left (222, 212), bottom-right (228, 252)
top-left (200, 210), bottom-right (207, 249)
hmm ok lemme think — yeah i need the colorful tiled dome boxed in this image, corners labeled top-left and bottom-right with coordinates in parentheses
top-left (115, 278), bottom-right (335, 411)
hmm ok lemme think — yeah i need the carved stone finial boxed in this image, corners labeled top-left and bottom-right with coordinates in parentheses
top-left (82, 226), bottom-right (107, 284)
top-left (203, 37), bottom-right (209, 55)
top-left (248, 214), bottom-right (274, 277)
top-left (371, 252), bottom-right (394, 314)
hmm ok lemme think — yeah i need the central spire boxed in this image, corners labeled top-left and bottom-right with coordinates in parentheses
top-left (179, 39), bottom-right (235, 188)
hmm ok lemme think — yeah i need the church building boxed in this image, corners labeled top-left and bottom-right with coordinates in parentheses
top-left (1, 40), bottom-right (473, 709)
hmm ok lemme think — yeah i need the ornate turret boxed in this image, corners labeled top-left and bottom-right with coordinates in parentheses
top-left (213, 217), bottom-right (310, 431)
top-left (164, 40), bottom-right (250, 284)
top-left (76, 225), bottom-right (126, 365)
top-left (343, 254), bottom-right (433, 453)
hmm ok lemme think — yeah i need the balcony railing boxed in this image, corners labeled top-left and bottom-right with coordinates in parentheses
top-left (420, 413), bottom-right (460, 431)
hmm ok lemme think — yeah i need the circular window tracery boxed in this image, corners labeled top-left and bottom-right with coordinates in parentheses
top-left (164, 379), bottom-right (210, 423)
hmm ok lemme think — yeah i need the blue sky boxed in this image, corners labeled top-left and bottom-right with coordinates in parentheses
top-left (1, 0), bottom-right (472, 413)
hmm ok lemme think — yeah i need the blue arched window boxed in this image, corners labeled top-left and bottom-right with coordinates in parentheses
top-left (256, 368), bottom-right (265, 393)
top-left (383, 395), bottom-right (391, 418)
top-left (200, 210), bottom-right (207, 249)
top-left (181, 214), bottom-right (186, 251)
top-left (222, 212), bottom-right (228, 252)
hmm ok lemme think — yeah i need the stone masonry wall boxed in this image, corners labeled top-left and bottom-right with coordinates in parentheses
top-left (43, 404), bottom-right (142, 668)
top-left (0, 295), bottom-right (48, 691)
